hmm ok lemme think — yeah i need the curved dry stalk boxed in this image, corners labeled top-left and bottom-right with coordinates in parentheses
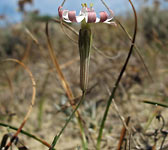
top-left (100, 0), bottom-right (112, 14)
top-left (46, 21), bottom-right (75, 111)
top-left (1, 70), bottom-right (14, 102)
top-left (92, 44), bottom-right (121, 60)
top-left (52, 19), bottom-right (78, 35)
top-left (60, 20), bottom-right (78, 44)
top-left (61, 0), bottom-right (66, 6)
top-left (11, 39), bottom-right (32, 78)
top-left (0, 58), bottom-right (36, 150)
top-left (114, 18), bottom-right (153, 82)
top-left (25, 27), bottom-right (52, 69)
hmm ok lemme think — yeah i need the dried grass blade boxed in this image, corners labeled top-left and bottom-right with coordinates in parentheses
top-left (45, 21), bottom-right (76, 110)
top-left (117, 117), bottom-right (131, 150)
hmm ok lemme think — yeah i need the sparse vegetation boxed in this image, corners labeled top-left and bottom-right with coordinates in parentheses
top-left (0, 0), bottom-right (168, 150)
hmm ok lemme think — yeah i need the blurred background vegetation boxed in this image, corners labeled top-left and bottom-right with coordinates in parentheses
top-left (0, 0), bottom-right (168, 149)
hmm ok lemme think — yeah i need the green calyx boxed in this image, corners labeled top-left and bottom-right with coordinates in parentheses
top-left (78, 21), bottom-right (92, 92)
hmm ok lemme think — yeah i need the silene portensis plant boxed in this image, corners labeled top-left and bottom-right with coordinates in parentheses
top-left (58, 0), bottom-right (116, 92)
top-left (56, 1), bottom-right (118, 150)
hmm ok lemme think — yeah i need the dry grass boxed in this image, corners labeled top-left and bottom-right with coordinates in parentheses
top-left (0, 4), bottom-right (168, 150)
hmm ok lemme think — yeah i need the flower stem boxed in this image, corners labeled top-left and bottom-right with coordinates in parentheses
top-left (50, 91), bottom-right (87, 149)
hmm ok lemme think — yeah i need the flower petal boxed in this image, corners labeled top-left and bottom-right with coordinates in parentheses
top-left (61, 10), bottom-right (72, 23)
top-left (76, 15), bottom-right (85, 23)
top-left (68, 11), bottom-right (77, 22)
top-left (104, 21), bottom-right (117, 26)
top-left (58, 6), bottom-right (63, 19)
top-left (87, 11), bottom-right (96, 23)
top-left (58, 5), bottom-right (115, 24)
top-left (95, 17), bottom-right (100, 23)
top-left (62, 10), bottom-right (69, 19)
top-left (99, 11), bottom-right (108, 22)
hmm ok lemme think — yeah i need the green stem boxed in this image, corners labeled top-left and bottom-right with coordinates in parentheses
top-left (0, 122), bottom-right (53, 149)
top-left (78, 21), bottom-right (92, 149)
top-left (96, 0), bottom-right (137, 149)
top-left (50, 91), bottom-right (87, 150)
top-left (78, 117), bottom-right (88, 150)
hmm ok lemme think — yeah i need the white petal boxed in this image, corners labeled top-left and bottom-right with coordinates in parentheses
top-left (62, 10), bottom-right (69, 20)
top-left (104, 21), bottom-right (117, 26)
top-left (106, 17), bottom-right (113, 22)
top-left (61, 10), bottom-right (72, 23)
top-left (63, 19), bottom-right (72, 23)
top-left (85, 15), bottom-right (88, 23)
top-left (76, 15), bottom-right (85, 22)
top-left (95, 17), bottom-right (100, 23)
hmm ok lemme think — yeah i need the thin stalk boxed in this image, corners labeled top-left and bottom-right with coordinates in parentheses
top-left (37, 72), bottom-right (50, 129)
top-left (96, 0), bottom-right (137, 149)
top-left (78, 21), bottom-right (92, 149)
top-left (49, 91), bottom-right (86, 150)
top-left (0, 122), bottom-right (52, 149)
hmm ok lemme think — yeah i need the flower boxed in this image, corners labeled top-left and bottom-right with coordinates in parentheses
top-left (58, 3), bottom-right (116, 24)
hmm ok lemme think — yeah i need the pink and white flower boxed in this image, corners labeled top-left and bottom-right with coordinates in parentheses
top-left (58, 3), bottom-right (116, 24)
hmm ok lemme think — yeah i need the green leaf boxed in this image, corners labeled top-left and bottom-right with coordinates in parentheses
top-left (143, 100), bottom-right (168, 108)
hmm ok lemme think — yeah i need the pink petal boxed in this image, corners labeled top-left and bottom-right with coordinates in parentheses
top-left (68, 11), bottom-right (77, 22)
top-left (87, 12), bottom-right (96, 23)
top-left (58, 6), bottom-right (63, 19)
top-left (109, 9), bottom-right (114, 18)
top-left (99, 11), bottom-right (108, 22)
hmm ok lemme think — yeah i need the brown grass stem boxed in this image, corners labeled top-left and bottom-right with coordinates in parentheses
top-left (117, 117), bottom-right (131, 150)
